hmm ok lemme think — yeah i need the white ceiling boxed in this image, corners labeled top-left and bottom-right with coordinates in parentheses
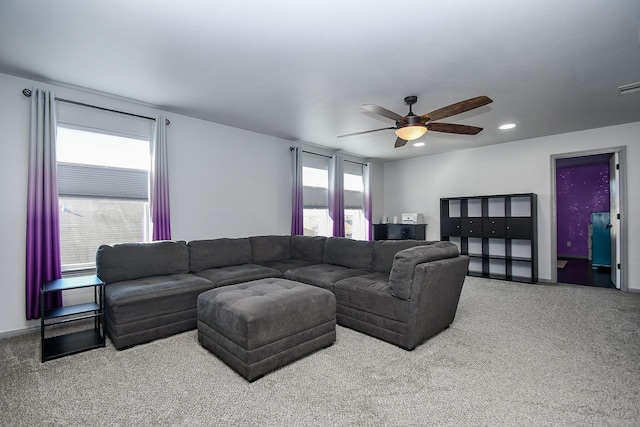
top-left (1, 0), bottom-right (639, 161)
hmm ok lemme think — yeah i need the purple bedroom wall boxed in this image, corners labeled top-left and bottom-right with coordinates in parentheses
top-left (556, 161), bottom-right (610, 258)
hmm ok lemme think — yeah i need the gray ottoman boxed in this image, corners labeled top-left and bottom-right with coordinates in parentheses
top-left (197, 278), bottom-right (336, 381)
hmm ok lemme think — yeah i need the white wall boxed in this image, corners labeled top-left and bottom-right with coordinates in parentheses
top-left (0, 73), bottom-right (294, 335)
top-left (384, 123), bottom-right (640, 289)
top-left (167, 114), bottom-right (292, 241)
top-left (369, 160), bottom-right (385, 225)
top-left (0, 74), bottom-right (34, 335)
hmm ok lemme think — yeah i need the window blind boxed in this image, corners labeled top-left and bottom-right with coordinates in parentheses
top-left (57, 163), bottom-right (149, 200)
top-left (344, 190), bottom-right (363, 209)
top-left (303, 187), bottom-right (328, 208)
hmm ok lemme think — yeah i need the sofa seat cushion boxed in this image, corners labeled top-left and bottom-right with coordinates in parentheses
top-left (257, 259), bottom-right (316, 274)
top-left (334, 273), bottom-right (409, 323)
top-left (194, 264), bottom-right (282, 287)
top-left (284, 264), bottom-right (368, 292)
top-left (105, 273), bottom-right (215, 325)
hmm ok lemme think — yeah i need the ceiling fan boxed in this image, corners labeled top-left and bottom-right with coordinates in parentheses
top-left (338, 95), bottom-right (493, 148)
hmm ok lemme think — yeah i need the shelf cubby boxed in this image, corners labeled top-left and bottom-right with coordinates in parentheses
top-left (440, 193), bottom-right (538, 284)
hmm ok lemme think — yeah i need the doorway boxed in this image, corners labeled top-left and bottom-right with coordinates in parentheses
top-left (550, 148), bottom-right (626, 291)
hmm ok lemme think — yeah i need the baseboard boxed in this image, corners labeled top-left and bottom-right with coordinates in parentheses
top-left (0, 318), bottom-right (94, 340)
top-left (0, 325), bottom-right (40, 340)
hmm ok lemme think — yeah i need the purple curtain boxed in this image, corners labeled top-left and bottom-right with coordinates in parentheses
top-left (25, 88), bottom-right (62, 320)
top-left (291, 146), bottom-right (304, 235)
top-left (329, 154), bottom-right (345, 237)
top-left (150, 114), bottom-right (172, 241)
top-left (363, 162), bottom-right (373, 240)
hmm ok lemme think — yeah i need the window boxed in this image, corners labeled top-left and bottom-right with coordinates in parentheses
top-left (302, 165), bottom-right (331, 237)
top-left (298, 152), bottom-right (368, 239)
top-left (344, 169), bottom-right (366, 240)
top-left (57, 127), bottom-right (151, 272)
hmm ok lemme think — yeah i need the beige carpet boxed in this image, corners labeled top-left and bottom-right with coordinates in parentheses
top-left (1, 277), bottom-right (639, 426)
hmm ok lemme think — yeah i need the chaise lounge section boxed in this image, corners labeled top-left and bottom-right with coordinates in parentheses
top-left (96, 235), bottom-right (469, 351)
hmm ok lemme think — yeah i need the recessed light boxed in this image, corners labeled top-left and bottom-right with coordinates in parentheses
top-left (499, 123), bottom-right (516, 130)
top-left (618, 82), bottom-right (640, 95)
top-left (413, 142), bottom-right (426, 147)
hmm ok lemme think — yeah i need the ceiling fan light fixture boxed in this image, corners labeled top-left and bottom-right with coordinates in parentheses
top-left (395, 125), bottom-right (427, 141)
top-left (341, 95), bottom-right (492, 147)
top-left (413, 142), bottom-right (426, 147)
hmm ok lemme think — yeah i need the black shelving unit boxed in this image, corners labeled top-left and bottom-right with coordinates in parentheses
top-left (41, 275), bottom-right (105, 362)
top-left (373, 224), bottom-right (426, 240)
top-left (440, 193), bottom-right (537, 283)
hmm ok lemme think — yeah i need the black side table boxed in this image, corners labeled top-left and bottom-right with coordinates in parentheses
top-left (40, 275), bottom-right (105, 362)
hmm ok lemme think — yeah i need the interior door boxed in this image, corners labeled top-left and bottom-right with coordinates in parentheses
top-left (609, 152), bottom-right (620, 289)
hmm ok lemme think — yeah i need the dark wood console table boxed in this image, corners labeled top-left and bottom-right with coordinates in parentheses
top-left (373, 224), bottom-right (426, 240)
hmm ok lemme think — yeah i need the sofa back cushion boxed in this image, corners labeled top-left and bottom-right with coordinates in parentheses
top-left (389, 242), bottom-right (460, 300)
top-left (291, 235), bottom-right (326, 263)
top-left (372, 240), bottom-right (435, 274)
top-left (322, 237), bottom-right (374, 271)
top-left (96, 240), bottom-right (189, 283)
top-left (250, 235), bottom-right (291, 262)
top-left (188, 238), bottom-right (252, 272)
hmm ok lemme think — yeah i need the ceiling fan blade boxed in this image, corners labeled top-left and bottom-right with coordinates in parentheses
top-left (427, 122), bottom-right (483, 135)
top-left (362, 104), bottom-right (406, 123)
top-left (337, 126), bottom-right (396, 138)
top-left (394, 137), bottom-right (408, 148)
top-left (422, 96), bottom-right (493, 122)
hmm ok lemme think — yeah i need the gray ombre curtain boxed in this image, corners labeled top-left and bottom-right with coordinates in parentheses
top-left (363, 162), bottom-right (373, 240)
top-left (150, 114), bottom-right (171, 240)
top-left (25, 88), bottom-right (62, 320)
top-left (291, 146), bottom-right (304, 235)
top-left (329, 154), bottom-right (345, 237)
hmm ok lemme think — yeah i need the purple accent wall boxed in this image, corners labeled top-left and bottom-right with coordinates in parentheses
top-left (556, 163), bottom-right (610, 257)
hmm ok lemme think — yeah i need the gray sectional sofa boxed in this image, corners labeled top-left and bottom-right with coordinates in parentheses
top-left (96, 235), bottom-right (469, 351)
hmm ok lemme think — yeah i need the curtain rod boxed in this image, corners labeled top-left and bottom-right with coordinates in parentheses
top-left (290, 147), bottom-right (367, 166)
top-left (22, 88), bottom-right (170, 125)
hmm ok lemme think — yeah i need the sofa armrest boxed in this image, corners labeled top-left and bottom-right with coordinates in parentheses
top-left (388, 242), bottom-right (460, 300)
top-left (403, 255), bottom-right (470, 349)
